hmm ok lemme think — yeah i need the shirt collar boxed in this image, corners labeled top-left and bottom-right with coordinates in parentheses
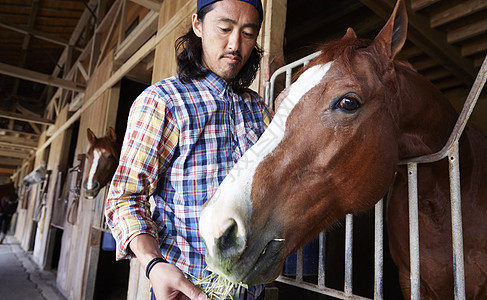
top-left (201, 70), bottom-right (232, 96)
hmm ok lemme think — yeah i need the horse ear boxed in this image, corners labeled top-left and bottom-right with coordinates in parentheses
top-left (107, 127), bottom-right (117, 142)
top-left (87, 128), bottom-right (97, 144)
top-left (343, 28), bottom-right (357, 40)
top-left (372, 0), bottom-right (408, 59)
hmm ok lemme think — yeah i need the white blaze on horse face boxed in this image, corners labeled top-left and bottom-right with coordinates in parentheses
top-left (200, 63), bottom-right (332, 258)
top-left (86, 149), bottom-right (101, 190)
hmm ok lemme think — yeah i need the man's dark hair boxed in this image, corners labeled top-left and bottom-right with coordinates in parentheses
top-left (175, 3), bottom-right (263, 92)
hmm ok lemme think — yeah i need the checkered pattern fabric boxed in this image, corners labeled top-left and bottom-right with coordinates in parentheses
top-left (105, 71), bottom-right (271, 298)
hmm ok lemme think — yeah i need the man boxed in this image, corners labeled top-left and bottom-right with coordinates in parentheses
top-left (105, 0), bottom-right (270, 299)
top-left (0, 182), bottom-right (18, 244)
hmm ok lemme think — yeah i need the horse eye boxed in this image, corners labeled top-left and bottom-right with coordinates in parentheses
top-left (335, 96), bottom-right (361, 112)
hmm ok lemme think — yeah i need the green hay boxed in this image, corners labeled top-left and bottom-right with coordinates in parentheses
top-left (188, 269), bottom-right (248, 300)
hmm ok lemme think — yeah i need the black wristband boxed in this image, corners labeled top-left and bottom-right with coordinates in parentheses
top-left (145, 257), bottom-right (167, 279)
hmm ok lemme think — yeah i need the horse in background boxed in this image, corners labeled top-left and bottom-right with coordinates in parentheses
top-left (199, 0), bottom-right (487, 298)
top-left (22, 161), bottom-right (47, 187)
top-left (0, 182), bottom-right (18, 243)
top-left (83, 127), bottom-right (120, 199)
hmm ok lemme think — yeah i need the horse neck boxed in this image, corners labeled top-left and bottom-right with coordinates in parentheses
top-left (395, 64), bottom-right (458, 159)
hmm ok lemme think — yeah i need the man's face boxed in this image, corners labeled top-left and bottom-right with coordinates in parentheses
top-left (192, 0), bottom-right (260, 81)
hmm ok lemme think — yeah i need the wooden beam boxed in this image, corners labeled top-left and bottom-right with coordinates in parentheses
top-left (0, 110), bottom-right (54, 126)
top-left (0, 128), bottom-right (39, 140)
top-left (0, 62), bottom-right (85, 92)
top-left (0, 157), bottom-right (24, 167)
top-left (410, 0), bottom-right (440, 11)
top-left (447, 18), bottom-right (487, 44)
top-left (0, 20), bottom-right (83, 52)
top-left (0, 141), bottom-right (37, 151)
top-left (115, 10), bottom-right (158, 63)
top-left (462, 39), bottom-right (487, 57)
top-left (130, 0), bottom-right (162, 11)
top-left (430, 0), bottom-right (487, 28)
top-left (0, 168), bottom-right (14, 175)
top-left (0, 135), bottom-right (38, 148)
top-left (411, 57), bottom-right (438, 71)
top-left (15, 104), bottom-right (43, 135)
top-left (0, 150), bottom-right (31, 159)
top-left (358, 0), bottom-right (477, 85)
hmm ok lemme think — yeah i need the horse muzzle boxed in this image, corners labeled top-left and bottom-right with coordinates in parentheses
top-left (83, 180), bottom-right (101, 199)
top-left (200, 197), bottom-right (287, 285)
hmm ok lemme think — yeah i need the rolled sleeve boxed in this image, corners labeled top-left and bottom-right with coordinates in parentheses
top-left (105, 88), bottom-right (179, 260)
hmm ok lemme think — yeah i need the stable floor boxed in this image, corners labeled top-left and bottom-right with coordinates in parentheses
top-left (0, 235), bottom-right (66, 300)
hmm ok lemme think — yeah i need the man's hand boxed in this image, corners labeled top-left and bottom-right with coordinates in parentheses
top-left (129, 234), bottom-right (208, 300)
top-left (148, 261), bottom-right (208, 300)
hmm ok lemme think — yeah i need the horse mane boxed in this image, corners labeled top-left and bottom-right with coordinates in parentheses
top-left (295, 36), bottom-right (416, 82)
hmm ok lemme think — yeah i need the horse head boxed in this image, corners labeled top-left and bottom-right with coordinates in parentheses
top-left (22, 161), bottom-right (47, 187)
top-left (200, 0), bottom-right (459, 285)
top-left (83, 127), bottom-right (119, 199)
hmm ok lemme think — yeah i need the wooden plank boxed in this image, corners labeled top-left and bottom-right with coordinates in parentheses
top-left (0, 20), bottom-right (83, 51)
top-left (114, 10), bottom-right (158, 63)
top-left (285, 0), bottom-right (363, 45)
top-left (462, 39), bottom-right (487, 57)
top-left (447, 18), bottom-right (487, 44)
top-left (411, 57), bottom-right (438, 71)
top-left (411, 0), bottom-right (441, 11)
top-left (423, 68), bottom-right (450, 82)
top-left (130, 0), bottom-right (161, 11)
top-left (0, 110), bottom-right (54, 126)
top-left (0, 149), bottom-right (31, 159)
top-left (358, 0), bottom-right (477, 85)
top-left (0, 128), bottom-right (39, 140)
top-left (397, 44), bottom-right (423, 60)
top-left (0, 168), bottom-right (14, 175)
top-left (0, 62), bottom-right (85, 92)
top-left (430, 0), bottom-right (487, 28)
top-left (0, 136), bottom-right (38, 148)
top-left (0, 141), bottom-right (37, 150)
top-left (0, 157), bottom-right (24, 166)
top-left (434, 77), bottom-right (463, 90)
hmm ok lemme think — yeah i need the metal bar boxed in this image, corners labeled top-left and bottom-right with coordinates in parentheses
top-left (408, 163), bottom-right (421, 300)
top-left (448, 141), bottom-right (466, 300)
top-left (296, 248), bottom-right (304, 282)
top-left (374, 199), bottom-right (384, 300)
top-left (400, 54), bottom-right (487, 165)
top-left (318, 231), bottom-right (326, 289)
top-left (344, 214), bottom-right (354, 296)
top-left (267, 51), bottom-right (322, 109)
top-left (276, 276), bottom-right (371, 300)
top-left (285, 69), bottom-right (292, 89)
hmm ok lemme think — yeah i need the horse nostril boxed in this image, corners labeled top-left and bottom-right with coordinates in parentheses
top-left (215, 218), bottom-right (244, 259)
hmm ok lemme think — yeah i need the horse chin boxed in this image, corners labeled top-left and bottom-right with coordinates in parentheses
top-left (83, 181), bottom-right (101, 199)
top-left (206, 238), bottom-right (287, 285)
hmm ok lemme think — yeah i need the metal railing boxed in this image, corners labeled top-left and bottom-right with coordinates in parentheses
top-left (263, 52), bottom-right (487, 300)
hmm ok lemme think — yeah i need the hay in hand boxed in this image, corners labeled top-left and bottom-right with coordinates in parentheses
top-left (188, 269), bottom-right (248, 300)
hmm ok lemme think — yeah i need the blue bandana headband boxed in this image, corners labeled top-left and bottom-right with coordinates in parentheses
top-left (196, 0), bottom-right (263, 24)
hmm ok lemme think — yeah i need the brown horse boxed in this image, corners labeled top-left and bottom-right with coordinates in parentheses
top-left (83, 127), bottom-right (119, 199)
top-left (199, 0), bottom-right (487, 298)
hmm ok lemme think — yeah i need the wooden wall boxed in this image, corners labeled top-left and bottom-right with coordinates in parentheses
top-left (31, 105), bottom-right (73, 269)
top-left (56, 51), bottom-right (118, 300)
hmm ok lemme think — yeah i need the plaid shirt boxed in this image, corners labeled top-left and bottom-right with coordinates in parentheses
top-left (105, 71), bottom-right (271, 297)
